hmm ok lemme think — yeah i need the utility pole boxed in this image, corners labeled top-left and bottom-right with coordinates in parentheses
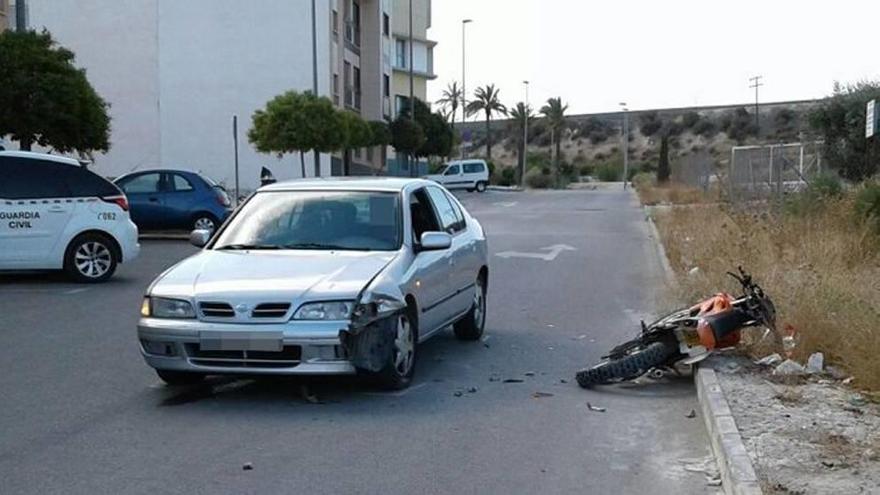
top-left (749, 75), bottom-right (763, 135)
top-left (461, 19), bottom-right (472, 159)
top-left (232, 115), bottom-right (240, 205)
top-left (311, 0), bottom-right (320, 177)
top-left (408, 0), bottom-right (415, 177)
top-left (620, 103), bottom-right (629, 189)
top-left (522, 80), bottom-right (529, 187)
top-left (15, 0), bottom-right (26, 31)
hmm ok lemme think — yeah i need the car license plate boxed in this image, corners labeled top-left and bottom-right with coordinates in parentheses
top-left (199, 331), bottom-right (283, 352)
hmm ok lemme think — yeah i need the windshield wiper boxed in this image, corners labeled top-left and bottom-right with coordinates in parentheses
top-left (284, 242), bottom-right (368, 251)
top-left (216, 243), bottom-right (282, 250)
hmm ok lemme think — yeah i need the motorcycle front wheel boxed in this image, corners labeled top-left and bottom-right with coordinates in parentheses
top-left (575, 341), bottom-right (675, 388)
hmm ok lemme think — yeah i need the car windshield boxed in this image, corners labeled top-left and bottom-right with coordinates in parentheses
top-left (213, 190), bottom-right (401, 251)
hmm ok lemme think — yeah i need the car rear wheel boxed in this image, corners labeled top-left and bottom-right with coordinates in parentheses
top-left (454, 275), bottom-right (486, 340)
top-left (156, 370), bottom-right (206, 386)
top-left (64, 233), bottom-right (118, 283)
top-left (192, 214), bottom-right (218, 232)
top-left (374, 310), bottom-right (418, 390)
top-left (475, 181), bottom-right (488, 193)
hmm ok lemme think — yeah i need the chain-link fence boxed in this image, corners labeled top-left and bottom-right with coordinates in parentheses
top-left (728, 142), bottom-right (823, 204)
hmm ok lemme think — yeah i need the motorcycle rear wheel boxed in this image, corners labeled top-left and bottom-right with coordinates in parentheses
top-left (576, 341), bottom-right (675, 388)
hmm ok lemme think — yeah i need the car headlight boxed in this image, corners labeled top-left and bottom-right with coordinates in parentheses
top-left (143, 296), bottom-right (196, 319)
top-left (292, 301), bottom-right (355, 320)
top-left (351, 296), bottom-right (407, 326)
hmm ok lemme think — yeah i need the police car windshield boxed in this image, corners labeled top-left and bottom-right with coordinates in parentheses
top-left (213, 191), bottom-right (401, 251)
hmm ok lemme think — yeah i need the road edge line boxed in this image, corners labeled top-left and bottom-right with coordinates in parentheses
top-left (643, 204), bottom-right (762, 495)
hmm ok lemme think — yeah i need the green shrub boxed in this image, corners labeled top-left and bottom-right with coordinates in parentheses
top-left (527, 151), bottom-right (551, 170)
top-left (632, 172), bottom-right (655, 189)
top-left (493, 166), bottom-right (517, 186)
top-left (525, 168), bottom-right (554, 188)
top-left (784, 174), bottom-right (844, 217)
top-left (693, 119), bottom-right (717, 138)
top-left (808, 173), bottom-right (843, 198)
top-left (854, 181), bottom-right (880, 231)
top-left (578, 164), bottom-right (594, 177)
top-left (486, 160), bottom-right (496, 177)
top-left (595, 163), bottom-right (621, 182)
top-left (681, 111), bottom-right (700, 129)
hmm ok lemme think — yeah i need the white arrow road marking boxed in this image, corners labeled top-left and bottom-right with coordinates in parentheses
top-left (495, 244), bottom-right (577, 261)
top-left (492, 201), bottom-right (518, 208)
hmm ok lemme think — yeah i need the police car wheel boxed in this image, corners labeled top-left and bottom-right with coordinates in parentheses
top-left (64, 233), bottom-right (118, 283)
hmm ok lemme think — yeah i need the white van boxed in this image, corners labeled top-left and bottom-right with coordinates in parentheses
top-left (424, 159), bottom-right (490, 192)
top-left (0, 151), bottom-right (140, 282)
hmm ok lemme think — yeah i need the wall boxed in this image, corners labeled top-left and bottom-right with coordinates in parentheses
top-left (26, 0), bottom-right (332, 189)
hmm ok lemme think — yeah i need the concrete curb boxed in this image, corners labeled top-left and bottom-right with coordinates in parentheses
top-left (486, 185), bottom-right (523, 192)
top-left (643, 204), bottom-right (762, 495)
top-left (139, 233), bottom-right (189, 241)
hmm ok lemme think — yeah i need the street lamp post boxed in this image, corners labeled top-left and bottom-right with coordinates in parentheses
top-left (619, 102), bottom-right (629, 189)
top-left (522, 80), bottom-right (529, 187)
top-left (311, 0), bottom-right (320, 177)
top-left (461, 19), bottom-right (472, 159)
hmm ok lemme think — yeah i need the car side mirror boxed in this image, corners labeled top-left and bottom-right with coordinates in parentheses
top-left (419, 231), bottom-right (452, 251)
top-left (189, 229), bottom-right (211, 248)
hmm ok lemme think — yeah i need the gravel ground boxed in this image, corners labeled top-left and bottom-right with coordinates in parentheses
top-left (711, 354), bottom-right (880, 494)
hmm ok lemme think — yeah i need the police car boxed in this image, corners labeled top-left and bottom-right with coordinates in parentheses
top-left (0, 151), bottom-right (140, 282)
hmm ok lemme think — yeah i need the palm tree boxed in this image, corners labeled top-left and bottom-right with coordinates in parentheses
top-left (436, 81), bottom-right (462, 126)
top-left (507, 102), bottom-right (534, 183)
top-left (540, 97), bottom-right (569, 184)
top-left (466, 84), bottom-right (507, 158)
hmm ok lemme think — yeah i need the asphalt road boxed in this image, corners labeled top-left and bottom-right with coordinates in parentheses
top-left (0, 188), bottom-right (714, 494)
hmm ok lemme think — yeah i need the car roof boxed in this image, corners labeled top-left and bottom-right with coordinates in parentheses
top-left (259, 177), bottom-right (432, 193)
top-left (117, 168), bottom-right (200, 176)
top-left (445, 159), bottom-right (486, 165)
top-left (0, 150), bottom-right (82, 167)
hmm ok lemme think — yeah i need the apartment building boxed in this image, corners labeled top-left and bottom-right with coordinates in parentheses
top-left (391, 0), bottom-right (436, 115)
top-left (1, 0), bottom-right (10, 31)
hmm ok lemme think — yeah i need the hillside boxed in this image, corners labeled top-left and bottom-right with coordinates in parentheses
top-left (454, 99), bottom-right (822, 184)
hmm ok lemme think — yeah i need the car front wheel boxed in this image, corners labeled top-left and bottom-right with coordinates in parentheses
top-left (375, 310), bottom-right (418, 390)
top-left (454, 275), bottom-right (486, 340)
top-left (475, 181), bottom-right (488, 193)
top-left (64, 233), bottom-right (118, 283)
top-left (192, 214), bottom-right (218, 232)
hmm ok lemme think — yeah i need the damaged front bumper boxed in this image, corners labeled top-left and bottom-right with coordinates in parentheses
top-left (339, 316), bottom-right (398, 373)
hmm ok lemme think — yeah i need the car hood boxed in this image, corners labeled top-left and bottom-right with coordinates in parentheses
top-left (150, 249), bottom-right (398, 304)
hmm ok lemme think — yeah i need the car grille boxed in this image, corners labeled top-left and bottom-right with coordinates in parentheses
top-left (185, 344), bottom-right (302, 368)
top-left (251, 303), bottom-right (291, 318)
top-left (199, 302), bottom-right (235, 318)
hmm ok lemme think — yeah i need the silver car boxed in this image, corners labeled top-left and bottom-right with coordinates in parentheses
top-left (138, 178), bottom-right (488, 389)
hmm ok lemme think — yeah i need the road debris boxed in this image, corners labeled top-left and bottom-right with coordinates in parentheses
top-left (489, 375), bottom-right (500, 382)
top-left (848, 394), bottom-right (867, 407)
top-left (453, 391), bottom-right (463, 397)
top-left (586, 402), bottom-right (606, 413)
top-left (755, 353), bottom-right (783, 367)
top-left (524, 371), bottom-right (536, 377)
top-left (467, 387), bottom-right (478, 394)
top-left (773, 359), bottom-right (807, 376)
top-left (572, 334), bottom-right (588, 341)
top-left (503, 378), bottom-right (524, 384)
top-left (806, 352), bottom-right (824, 374)
top-left (559, 379), bottom-right (568, 384)
top-left (685, 409), bottom-right (697, 418)
top-left (242, 462), bottom-right (254, 471)
top-left (532, 391), bottom-right (554, 399)
top-left (299, 385), bottom-right (323, 404)
top-left (687, 266), bottom-right (700, 277)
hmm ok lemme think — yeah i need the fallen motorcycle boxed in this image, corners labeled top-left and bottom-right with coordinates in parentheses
top-left (576, 267), bottom-right (778, 388)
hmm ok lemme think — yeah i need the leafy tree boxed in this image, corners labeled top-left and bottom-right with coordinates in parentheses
top-left (507, 102), bottom-right (534, 183)
top-left (368, 120), bottom-right (392, 147)
top-left (720, 107), bottom-right (757, 143)
top-left (540, 97), bottom-right (569, 185)
top-left (809, 81), bottom-right (880, 181)
top-left (249, 90), bottom-right (346, 177)
top-left (681, 111), bottom-right (701, 129)
top-left (657, 134), bottom-right (671, 183)
top-left (0, 30), bottom-right (110, 157)
top-left (401, 98), bottom-right (453, 160)
top-left (436, 81), bottom-right (462, 126)
top-left (390, 117), bottom-right (425, 166)
top-left (466, 84), bottom-right (507, 158)
top-left (339, 111), bottom-right (372, 175)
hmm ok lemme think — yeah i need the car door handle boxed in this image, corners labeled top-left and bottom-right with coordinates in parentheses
top-left (148, 197), bottom-right (159, 203)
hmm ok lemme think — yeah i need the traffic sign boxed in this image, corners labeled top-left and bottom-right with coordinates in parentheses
top-left (867, 100), bottom-right (876, 139)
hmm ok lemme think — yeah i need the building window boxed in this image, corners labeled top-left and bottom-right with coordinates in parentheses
top-left (332, 9), bottom-right (339, 38)
top-left (395, 39), bottom-right (406, 68)
top-left (382, 13), bottom-right (390, 36)
top-left (344, 62), bottom-right (353, 107)
top-left (396, 95), bottom-right (409, 116)
top-left (353, 66), bottom-right (361, 110)
top-left (346, 0), bottom-right (361, 47)
top-left (333, 74), bottom-right (340, 105)
top-left (383, 74), bottom-right (390, 98)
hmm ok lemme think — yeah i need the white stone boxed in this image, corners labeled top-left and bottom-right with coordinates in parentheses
top-left (806, 352), bottom-right (824, 374)
top-left (773, 359), bottom-right (807, 376)
top-left (756, 353), bottom-right (783, 367)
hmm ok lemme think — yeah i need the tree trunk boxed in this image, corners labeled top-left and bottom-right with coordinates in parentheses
top-left (485, 112), bottom-right (492, 158)
top-left (657, 135), bottom-right (670, 183)
top-left (300, 152), bottom-right (306, 178)
top-left (555, 131), bottom-right (562, 186)
top-left (343, 149), bottom-right (351, 176)
top-left (19, 136), bottom-right (33, 151)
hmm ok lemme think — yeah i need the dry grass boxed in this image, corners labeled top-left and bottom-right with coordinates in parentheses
top-left (650, 197), bottom-right (880, 391)
top-left (635, 182), bottom-right (713, 206)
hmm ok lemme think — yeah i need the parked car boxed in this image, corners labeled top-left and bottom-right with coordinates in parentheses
top-left (424, 159), bottom-right (490, 192)
top-left (0, 151), bottom-right (140, 282)
top-left (137, 178), bottom-right (489, 389)
top-left (114, 169), bottom-right (232, 231)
